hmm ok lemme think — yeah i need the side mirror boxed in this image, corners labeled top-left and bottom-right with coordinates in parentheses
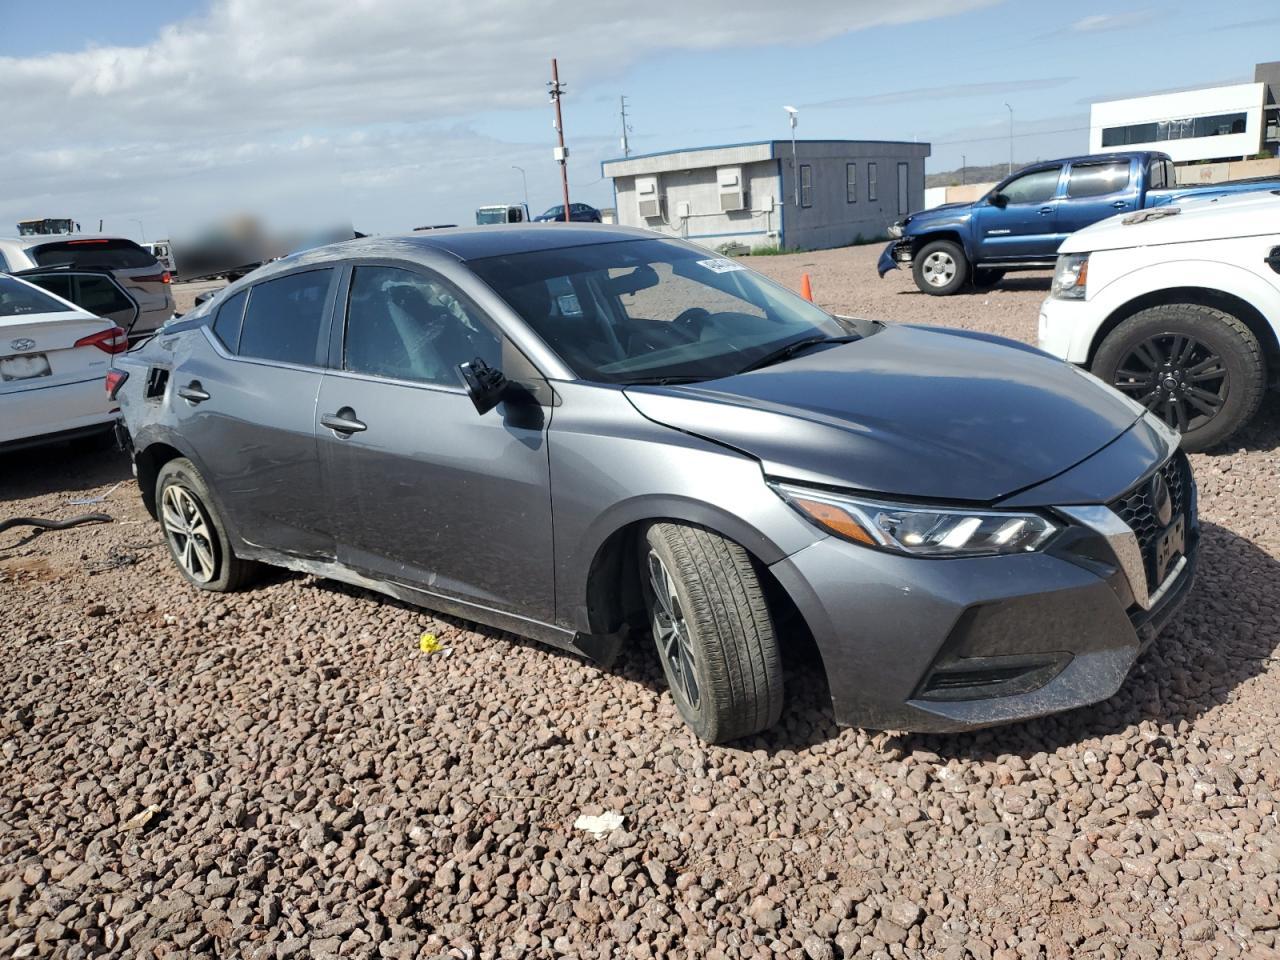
top-left (457, 357), bottom-right (507, 415)
top-left (988, 193), bottom-right (1008, 208)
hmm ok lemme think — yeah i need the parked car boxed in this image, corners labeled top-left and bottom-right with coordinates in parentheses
top-left (1, 273), bottom-right (127, 450)
top-left (0, 235), bottom-right (174, 335)
top-left (879, 151), bottom-right (1280, 295)
top-left (1039, 190), bottom-right (1280, 452)
top-left (534, 203), bottom-right (602, 223)
top-left (114, 226), bottom-right (1197, 742)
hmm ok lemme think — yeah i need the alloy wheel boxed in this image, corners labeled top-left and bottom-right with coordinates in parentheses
top-left (646, 551), bottom-right (700, 709)
top-left (1111, 333), bottom-right (1228, 433)
top-left (920, 251), bottom-right (956, 287)
top-left (161, 484), bottom-right (218, 583)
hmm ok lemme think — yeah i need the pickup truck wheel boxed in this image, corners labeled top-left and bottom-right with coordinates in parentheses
top-left (1093, 304), bottom-right (1265, 452)
top-left (640, 523), bottom-right (783, 743)
top-left (971, 268), bottom-right (1005, 289)
top-left (912, 240), bottom-right (968, 296)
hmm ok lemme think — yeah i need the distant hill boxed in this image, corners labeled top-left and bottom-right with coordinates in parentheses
top-left (927, 162), bottom-right (1031, 188)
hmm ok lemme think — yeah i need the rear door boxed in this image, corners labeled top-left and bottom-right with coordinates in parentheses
top-left (172, 268), bottom-right (338, 559)
top-left (1057, 158), bottom-right (1137, 236)
top-left (16, 268), bottom-right (140, 332)
top-left (972, 164), bottom-right (1064, 261)
top-left (316, 261), bottom-right (556, 621)
top-left (27, 238), bottom-right (173, 334)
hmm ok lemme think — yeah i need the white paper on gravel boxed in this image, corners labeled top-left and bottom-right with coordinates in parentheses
top-left (572, 812), bottom-right (624, 836)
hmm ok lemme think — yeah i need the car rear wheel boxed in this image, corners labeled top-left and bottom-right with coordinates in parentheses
top-left (640, 523), bottom-right (783, 743)
top-left (156, 458), bottom-right (258, 591)
top-left (912, 240), bottom-right (968, 296)
top-left (1092, 303), bottom-right (1266, 452)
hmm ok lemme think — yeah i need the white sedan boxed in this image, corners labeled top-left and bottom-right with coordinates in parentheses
top-left (1, 273), bottom-right (128, 450)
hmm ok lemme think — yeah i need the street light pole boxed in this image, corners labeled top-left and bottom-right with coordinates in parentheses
top-left (784, 106), bottom-right (799, 208)
top-left (512, 165), bottom-right (528, 208)
top-left (130, 218), bottom-right (146, 242)
top-left (548, 59), bottom-right (571, 223)
top-left (961, 154), bottom-right (966, 185)
top-left (1004, 103), bottom-right (1014, 176)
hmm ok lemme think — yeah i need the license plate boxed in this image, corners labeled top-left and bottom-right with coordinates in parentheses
top-left (1153, 514), bottom-right (1186, 586)
top-left (0, 353), bottom-right (51, 381)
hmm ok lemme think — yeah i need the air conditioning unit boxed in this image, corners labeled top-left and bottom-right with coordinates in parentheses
top-left (636, 175), bottom-right (661, 219)
top-left (717, 166), bottom-right (745, 212)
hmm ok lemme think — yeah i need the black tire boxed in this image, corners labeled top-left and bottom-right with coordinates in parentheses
top-left (640, 523), bottom-right (783, 743)
top-left (1092, 303), bottom-right (1266, 453)
top-left (155, 458), bottom-right (258, 591)
top-left (912, 239), bottom-right (969, 296)
top-left (971, 268), bottom-right (1005, 289)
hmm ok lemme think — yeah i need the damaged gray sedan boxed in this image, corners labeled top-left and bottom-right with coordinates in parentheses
top-left (112, 226), bottom-right (1197, 742)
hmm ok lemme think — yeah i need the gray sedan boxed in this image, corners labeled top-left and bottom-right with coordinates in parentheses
top-left (112, 226), bottom-right (1198, 742)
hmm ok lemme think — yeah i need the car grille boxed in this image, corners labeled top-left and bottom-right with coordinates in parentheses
top-left (1108, 451), bottom-right (1191, 589)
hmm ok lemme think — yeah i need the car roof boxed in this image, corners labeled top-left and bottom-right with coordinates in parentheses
top-left (0, 234), bottom-right (141, 251)
top-left (264, 224), bottom-right (659, 270)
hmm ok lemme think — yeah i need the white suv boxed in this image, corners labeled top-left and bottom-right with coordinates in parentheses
top-left (1039, 190), bottom-right (1279, 451)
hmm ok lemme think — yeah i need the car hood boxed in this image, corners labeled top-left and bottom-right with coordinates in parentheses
top-left (902, 202), bottom-right (973, 231)
top-left (623, 324), bottom-right (1147, 502)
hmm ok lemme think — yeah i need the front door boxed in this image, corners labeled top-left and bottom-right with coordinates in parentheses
top-left (317, 262), bottom-right (556, 622)
top-left (173, 268), bottom-right (338, 560)
top-left (972, 165), bottom-right (1064, 261)
top-left (1056, 158), bottom-right (1136, 237)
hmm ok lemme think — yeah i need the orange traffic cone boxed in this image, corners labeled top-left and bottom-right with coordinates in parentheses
top-left (800, 273), bottom-right (814, 302)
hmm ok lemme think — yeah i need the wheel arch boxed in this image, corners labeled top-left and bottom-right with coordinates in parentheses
top-left (909, 230), bottom-right (967, 259)
top-left (1088, 283), bottom-right (1280, 379)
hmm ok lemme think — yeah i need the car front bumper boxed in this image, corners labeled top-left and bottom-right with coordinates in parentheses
top-left (1037, 296), bottom-right (1097, 365)
top-left (877, 240), bottom-right (913, 277)
top-left (768, 476), bottom-right (1198, 732)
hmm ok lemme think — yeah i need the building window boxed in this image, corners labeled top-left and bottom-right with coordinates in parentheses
top-left (897, 162), bottom-right (909, 214)
top-left (868, 163), bottom-right (878, 202)
top-left (799, 164), bottom-right (813, 208)
top-left (846, 163), bottom-right (857, 203)
top-left (1101, 111), bottom-right (1248, 148)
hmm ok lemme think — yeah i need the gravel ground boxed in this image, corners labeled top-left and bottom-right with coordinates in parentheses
top-left (2, 247), bottom-right (1279, 959)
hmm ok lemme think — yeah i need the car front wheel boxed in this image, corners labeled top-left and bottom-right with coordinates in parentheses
top-left (640, 523), bottom-right (783, 743)
top-left (1092, 303), bottom-right (1266, 452)
top-left (912, 239), bottom-right (969, 296)
top-left (156, 457), bottom-right (258, 591)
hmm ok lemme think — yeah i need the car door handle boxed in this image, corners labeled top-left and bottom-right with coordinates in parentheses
top-left (177, 382), bottom-right (210, 404)
top-left (1039, 207), bottom-right (1053, 215)
top-left (320, 409), bottom-right (367, 434)
top-left (1112, 200), bottom-right (1129, 209)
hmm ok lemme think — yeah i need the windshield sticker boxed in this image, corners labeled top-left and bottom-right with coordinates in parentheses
top-left (696, 258), bottom-right (744, 274)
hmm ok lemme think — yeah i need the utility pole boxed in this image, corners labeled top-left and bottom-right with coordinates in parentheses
top-left (783, 106), bottom-right (799, 208)
top-left (1004, 102), bottom-right (1014, 176)
top-left (961, 154), bottom-right (966, 185)
top-left (512, 165), bottom-right (528, 208)
top-left (619, 95), bottom-right (631, 157)
top-left (548, 59), bottom-right (571, 222)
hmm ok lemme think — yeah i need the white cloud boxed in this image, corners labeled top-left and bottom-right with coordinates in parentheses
top-left (0, 0), bottom-right (998, 234)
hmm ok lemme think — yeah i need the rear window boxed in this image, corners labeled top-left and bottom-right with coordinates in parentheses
top-left (1067, 161), bottom-right (1131, 198)
top-left (0, 275), bottom-right (74, 317)
top-left (31, 238), bottom-right (157, 270)
top-left (238, 270), bottom-right (331, 366)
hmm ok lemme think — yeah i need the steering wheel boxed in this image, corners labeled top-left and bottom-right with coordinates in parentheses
top-left (671, 306), bottom-right (711, 338)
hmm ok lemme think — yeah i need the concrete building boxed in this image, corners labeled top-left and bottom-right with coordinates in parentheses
top-left (601, 139), bottom-right (931, 252)
top-left (1090, 67), bottom-right (1276, 164)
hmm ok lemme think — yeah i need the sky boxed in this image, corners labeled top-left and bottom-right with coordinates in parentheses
top-left (2, 0), bottom-right (1277, 240)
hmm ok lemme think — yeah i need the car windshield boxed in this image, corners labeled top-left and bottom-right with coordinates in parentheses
top-left (475, 209), bottom-right (508, 225)
top-left (0, 275), bottom-right (75, 316)
top-left (539, 206), bottom-right (564, 218)
top-left (469, 238), bottom-right (847, 383)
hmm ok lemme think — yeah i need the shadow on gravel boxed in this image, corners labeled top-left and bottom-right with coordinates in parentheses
top-left (0, 439), bottom-right (132, 504)
top-left (896, 520), bottom-right (1280, 762)
top-left (1205, 392), bottom-right (1280, 455)
top-left (894, 275), bottom-right (1053, 296)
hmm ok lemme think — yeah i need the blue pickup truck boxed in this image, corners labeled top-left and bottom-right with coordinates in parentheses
top-left (878, 150), bottom-right (1280, 295)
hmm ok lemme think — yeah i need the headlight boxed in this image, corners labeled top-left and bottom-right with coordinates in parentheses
top-left (1051, 253), bottom-right (1089, 300)
top-left (887, 221), bottom-right (904, 238)
top-left (772, 483), bottom-right (1057, 557)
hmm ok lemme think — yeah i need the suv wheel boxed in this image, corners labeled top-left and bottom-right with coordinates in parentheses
top-left (156, 458), bottom-right (258, 591)
top-left (912, 239), bottom-right (968, 296)
top-left (640, 523), bottom-right (783, 743)
top-left (1092, 303), bottom-right (1266, 452)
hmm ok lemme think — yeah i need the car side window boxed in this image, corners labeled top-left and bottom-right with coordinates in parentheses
top-left (1000, 168), bottom-right (1061, 205)
top-left (343, 265), bottom-right (501, 387)
top-left (238, 269), bottom-right (331, 366)
top-left (1067, 161), bottom-right (1130, 198)
top-left (1148, 159), bottom-right (1166, 189)
top-left (212, 289), bottom-right (248, 351)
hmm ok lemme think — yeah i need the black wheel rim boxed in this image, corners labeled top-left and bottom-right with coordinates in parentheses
top-left (1112, 333), bottom-right (1228, 433)
top-left (646, 551), bottom-right (700, 710)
